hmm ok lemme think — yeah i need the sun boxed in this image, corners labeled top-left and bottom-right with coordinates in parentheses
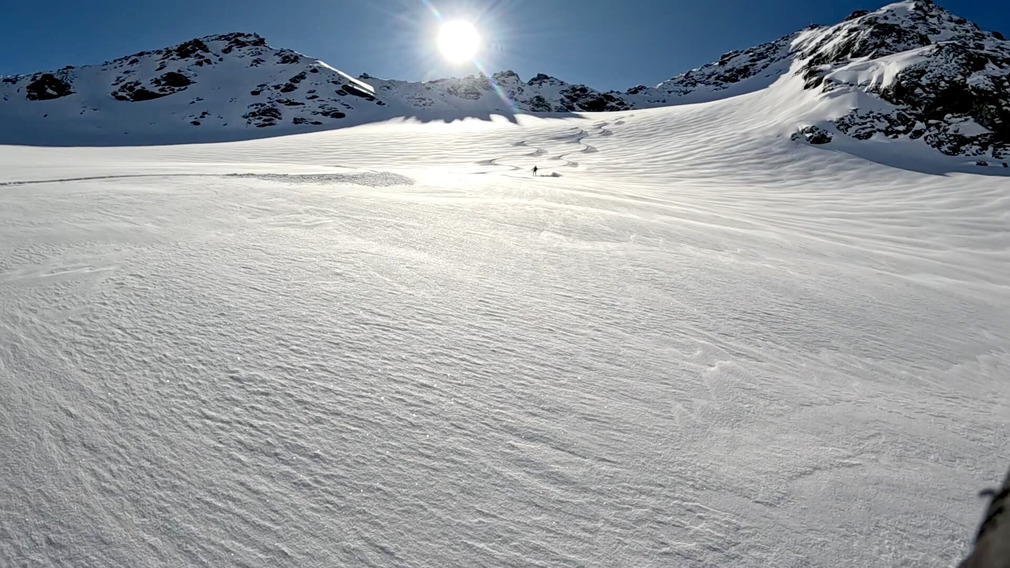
top-left (438, 20), bottom-right (480, 64)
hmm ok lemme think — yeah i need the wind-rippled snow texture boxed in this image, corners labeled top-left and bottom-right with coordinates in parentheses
top-left (1, 99), bottom-right (1008, 567)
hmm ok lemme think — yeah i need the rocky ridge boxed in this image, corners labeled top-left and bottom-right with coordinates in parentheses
top-left (623, 0), bottom-right (1009, 159)
top-left (0, 32), bottom-right (385, 139)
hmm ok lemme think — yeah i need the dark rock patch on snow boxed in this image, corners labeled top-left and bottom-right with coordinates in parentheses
top-left (26, 73), bottom-right (74, 101)
top-left (792, 125), bottom-right (833, 144)
top-left (243, 103), bottom-right (282, 127)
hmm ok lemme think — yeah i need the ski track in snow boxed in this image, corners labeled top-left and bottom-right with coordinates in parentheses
top-left (1, 98), bottom-right (1008, 568)
top-left (0, 172), bottom-right (415, 188)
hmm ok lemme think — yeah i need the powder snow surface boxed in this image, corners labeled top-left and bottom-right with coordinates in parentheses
top-left (1, 91), bottom-right (1008, 567)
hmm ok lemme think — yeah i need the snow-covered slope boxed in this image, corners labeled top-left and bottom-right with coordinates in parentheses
top-left (2, 90), bottom-right (1008, 566)
top-left (0, 34), bottom-right (627, 146)
top-left (0, 33), bottom-right (388, 145)
top-left (2, 0), bottom-right (1006, 160)
top-left (623, 33), bottom-right (801, 106)
top-left (623, 0), bottom-right (1010, 161)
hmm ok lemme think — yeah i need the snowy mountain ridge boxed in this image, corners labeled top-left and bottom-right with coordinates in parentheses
top-left (1, 1), bottom-right (1007, 160)
top-left (623, 0), bottom-right (1009, 160)
top-left (0, 33), bottom-right (390, 144)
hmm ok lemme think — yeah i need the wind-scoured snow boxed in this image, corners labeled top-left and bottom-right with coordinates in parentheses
top-left (1, 74), bottom-right (1008, 567)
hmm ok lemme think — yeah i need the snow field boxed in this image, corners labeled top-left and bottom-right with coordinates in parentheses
top-left (1, 98), bottom-right (1008, 567)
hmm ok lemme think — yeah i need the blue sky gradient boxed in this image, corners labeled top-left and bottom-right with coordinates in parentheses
top-left (1, 0), bottom-right (1006, 90)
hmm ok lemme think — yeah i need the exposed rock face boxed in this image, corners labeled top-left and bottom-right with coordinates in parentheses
top-left (558, 86), bottom-right (630, 112)
top-left (220, 32), bottom-right (267, 54)
top-left (796, 1), bottom-right (1010, 158)
top-left (112, 71), bottom-right (195, 101)
top-left (792, 125), bottom-right (833, 144)
top-left (111, 82), bottom-right (163, 102)
top-left (365, 70), bottom-right (629, 114)
top-left (25, 73), bottom-right (74, 101)
top-left (243, 103), bottom-right (282, 127)
top-left (617, 1), bottom-right (1010, 160)
top-left (155, 72), bottom-right (192, 89)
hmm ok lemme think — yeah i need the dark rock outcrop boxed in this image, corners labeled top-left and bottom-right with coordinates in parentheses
top-left (622, 0), bottom-right (1010, 160)
top-left (559, 85), bottom-right (630, 112)
top-left (243, 103), bottom-right (282, 127)
top-left (163, 39), bottom-right (214, 66)
top-left (112, 71), bottom-right (193, 101)
top-left (26, 73), bottom-right (74, 101)
top-left (111, 81), bottom-right (165, 102)
top-left (153, 72), bottom-right (192, 89)
top-left (220, 32), bottom-right (267, 54)
top-left (799, 1), bottom-right (1010, 158)
top-left (792, 125), bottom-right (833, 144)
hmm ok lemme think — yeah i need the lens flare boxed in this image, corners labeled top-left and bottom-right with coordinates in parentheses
top-left (438, 20), bottom-right (480, 63)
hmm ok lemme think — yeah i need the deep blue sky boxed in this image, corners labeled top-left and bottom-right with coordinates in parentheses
top-left (0, 0), bottom-right (1006, 91)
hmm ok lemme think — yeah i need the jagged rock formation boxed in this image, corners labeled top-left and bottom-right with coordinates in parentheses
top-left (622, 0), bottom-right (1009, 160)
top-left (799, 1), bottom-right (1010, 159)
top-left (362, 70), bottom-right (630, 114)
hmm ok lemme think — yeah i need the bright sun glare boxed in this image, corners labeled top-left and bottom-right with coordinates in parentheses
top-left (438, 20), bottom-right (480, 64)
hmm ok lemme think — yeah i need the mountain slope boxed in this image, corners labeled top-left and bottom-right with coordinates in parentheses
top-left (0, 33), bottom-right (388, 144)
top-left (622, 0), bottom-right (1009, 160)
top-left (0, 34), bottom-right (628, 146)
top-left (2, 93), bottom-right (1008, 567)
top-left (366, 70), bottom-right (631, 115)
top-left (0, 1), bottom-right (1006, 161)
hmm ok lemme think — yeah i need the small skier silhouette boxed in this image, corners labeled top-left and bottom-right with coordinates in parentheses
top-left (532, 165), bottom-right (538, 177)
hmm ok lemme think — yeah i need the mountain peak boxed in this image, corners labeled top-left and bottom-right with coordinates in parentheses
top-left (618, 0), bottom-right (1008, 160)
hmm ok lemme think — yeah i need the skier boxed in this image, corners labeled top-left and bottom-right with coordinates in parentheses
top-left (532, 165), bottom-right (538, 177)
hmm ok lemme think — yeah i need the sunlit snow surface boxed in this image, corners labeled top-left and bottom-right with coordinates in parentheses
top-left (1, 96), bottom-right (1008, 567)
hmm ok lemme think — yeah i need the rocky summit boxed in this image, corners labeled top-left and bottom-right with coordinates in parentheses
top-left (794, 0), bottom-right (1010, 159)
top-left (1, 1), bottom-right (1006, 160)
top-left (622, 0), bottom-right (1009, 160)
